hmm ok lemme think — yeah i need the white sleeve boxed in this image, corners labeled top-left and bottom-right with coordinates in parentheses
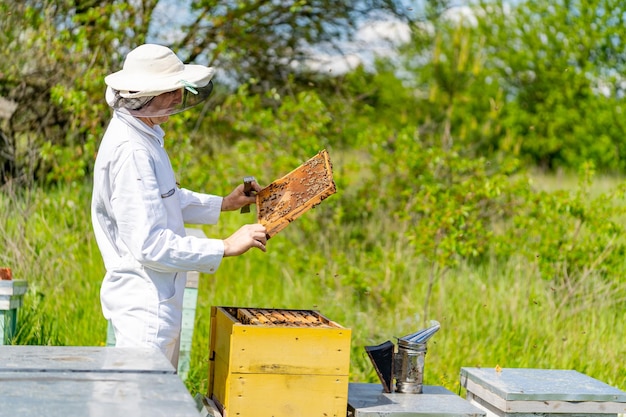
top-left (178, 187), bottom-right (223, 225)
top-left (111, 149), bottom-right (224, 274)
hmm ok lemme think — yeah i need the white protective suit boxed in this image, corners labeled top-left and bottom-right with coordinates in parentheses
top-left (91, 110), bottom-right (224, 367)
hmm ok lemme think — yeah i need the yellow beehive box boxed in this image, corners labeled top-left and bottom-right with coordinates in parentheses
top-left (207, 306), bottom-right (351, 417)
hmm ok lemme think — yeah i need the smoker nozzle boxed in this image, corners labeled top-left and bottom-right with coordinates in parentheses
top-left (399, 321), bottom-right (440, 344)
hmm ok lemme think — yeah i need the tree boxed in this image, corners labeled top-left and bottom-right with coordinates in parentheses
top-left (0, 0), bottom-right (415, 186)
top-left (0, 1), bottom-right (153, 185)
top-left (389, 0), bottom-right (626, 172)
top-left (171, 0), bottom-right (413, 89)
top-left (474, 0), bottom-right (626, 172)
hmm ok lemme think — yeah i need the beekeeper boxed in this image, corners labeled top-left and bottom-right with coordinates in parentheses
top-left (91, 44), bottom-right (268, 367)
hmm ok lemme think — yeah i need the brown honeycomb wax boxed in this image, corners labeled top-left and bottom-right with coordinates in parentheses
top-left (256, 149), bottom-right (336, 238)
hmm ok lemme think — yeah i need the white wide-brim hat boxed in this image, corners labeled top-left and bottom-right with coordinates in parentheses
top-left (105, 44), bottom-right (215, 98)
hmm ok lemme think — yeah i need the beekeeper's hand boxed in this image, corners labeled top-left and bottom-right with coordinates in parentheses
top-left (221, 181), bottom-right (262, 211)
top-left (223, 224), bottom-right (268, 256)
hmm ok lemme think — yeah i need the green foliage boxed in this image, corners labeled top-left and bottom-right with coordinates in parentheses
top-left (0, 1), bottom-right (154, 186)
top-left (4, 0), bottom-right (626, 187)
top-left (397, 5), bottom-right (505, 154)
top-left (0, 183), bottom-right (106, 347)
top-left (343, 120), bottom-right (626, 322)
top-left (1, 178), bottom-right (625, 396)
top-left (170, 83), bottom-right (334, 194)
top-left (473, 0), bottom-right (626, 171)
top-left (356, 123), bottom-right (523, 271)
top-left (2, 0), bottom-right (626, 403)
top-left (176, 0), bottom-right (412, 86)
top-left (388, 0), bottom-right (626, 172)
top-left (508, 162), bottom-right (626, 283)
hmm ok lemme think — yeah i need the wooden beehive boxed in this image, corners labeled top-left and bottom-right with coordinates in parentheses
top-left (256, 149), bottom-right (336, 238)
top-left (207, 306), bottom-right (351, 417)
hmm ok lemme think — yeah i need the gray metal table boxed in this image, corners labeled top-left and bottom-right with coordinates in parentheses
top-left (347, 382), bottom-right (486, 416)
top-left (460, 367), bottom-right (626, 417)
top-left (0, 346), bottom-right (200, 417)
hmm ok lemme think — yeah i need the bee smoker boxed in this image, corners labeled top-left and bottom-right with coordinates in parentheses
top-left (365, 321), bottom-right (440, 394)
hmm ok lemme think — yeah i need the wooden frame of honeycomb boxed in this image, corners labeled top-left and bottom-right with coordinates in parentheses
top-left (256, 149), bottom-right (336, 238)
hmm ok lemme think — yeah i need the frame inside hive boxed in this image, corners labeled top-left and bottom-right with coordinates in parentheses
top-left (256, 149), bottom-right (336, 238)
top-left (224, 307), bottom-right (341, 328)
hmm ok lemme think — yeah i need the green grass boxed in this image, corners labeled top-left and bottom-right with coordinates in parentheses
top-left (530, 169), bottom-right (625, 194)
top-left (1, 172), bottom-right (625, 399)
